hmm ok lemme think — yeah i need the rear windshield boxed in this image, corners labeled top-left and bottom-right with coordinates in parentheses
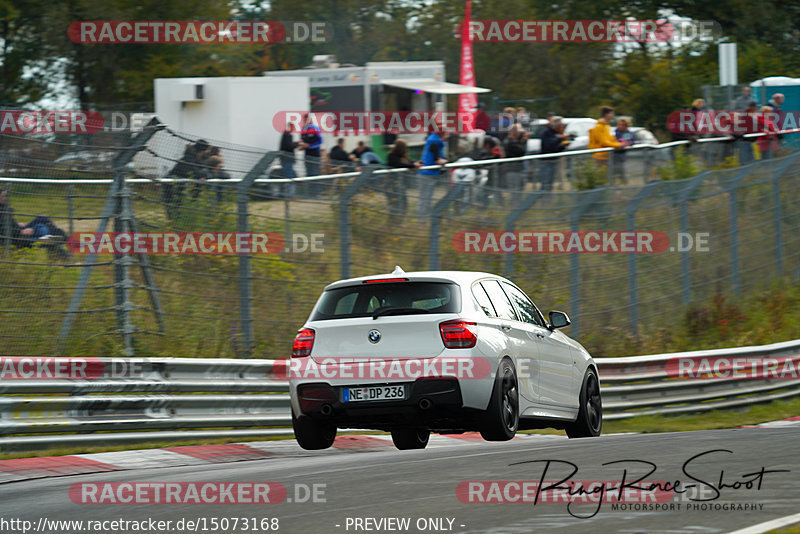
top-left (310, 282), bottom-right (461, 321)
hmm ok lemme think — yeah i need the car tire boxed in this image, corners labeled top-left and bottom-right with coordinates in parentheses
top-left (292, 410), bottom-right (337, 450)
top-left (479, 359), bottom-right (519, 441)
top-left (566, 368), bottom-right (602, 439)
top-left (391, 427), bottom-right (430, 450)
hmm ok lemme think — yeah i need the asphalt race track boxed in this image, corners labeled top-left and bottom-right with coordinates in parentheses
top-left (0, 428), bottom-right (797, 534)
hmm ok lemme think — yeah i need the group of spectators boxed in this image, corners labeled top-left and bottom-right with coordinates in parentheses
top-left (674, 87), bottom-right (785, 164)
top-left (272, 90), bottom-right (790, 217)
top-left (280, 123), bottom-right (386, 197)
top-left (730, 86), bottom-right (784, 162)
top-left (163, 139), bottom-right (231, 220)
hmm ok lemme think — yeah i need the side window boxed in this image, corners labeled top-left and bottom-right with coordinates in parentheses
top-left (480, 280), bottom-right (517, 321)
top-left (472, 283), bottom-right (497, 317)
top-left (502, 282), bottom-right (545, 327)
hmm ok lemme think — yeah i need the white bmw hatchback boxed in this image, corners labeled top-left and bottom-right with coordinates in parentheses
top-left (289, 267), bottom-right (602, 450)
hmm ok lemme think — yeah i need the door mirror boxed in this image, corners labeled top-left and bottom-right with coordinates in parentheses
top-left (549, 310), bottom-right (570, 330)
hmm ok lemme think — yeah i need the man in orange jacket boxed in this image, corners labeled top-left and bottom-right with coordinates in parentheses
top-left (589, 106), bottom-right (628, 166)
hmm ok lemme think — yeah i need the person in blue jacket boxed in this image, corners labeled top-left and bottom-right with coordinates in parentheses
top-left (416, 126), bottom-right (448, 216)
top-left (299, 116), bottom-right (322, 196)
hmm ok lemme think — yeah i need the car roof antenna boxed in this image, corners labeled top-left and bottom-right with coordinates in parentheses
top-left (392, 265), bottom-right (405, 275)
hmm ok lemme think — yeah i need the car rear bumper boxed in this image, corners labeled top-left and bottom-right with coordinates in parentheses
top-left (293, 378), bottom-right (478, 431)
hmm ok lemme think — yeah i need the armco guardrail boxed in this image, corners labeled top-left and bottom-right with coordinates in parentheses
top-left (1, 340), bottom-right (799, 450)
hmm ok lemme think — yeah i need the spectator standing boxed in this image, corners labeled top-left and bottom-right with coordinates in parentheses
top-left (491, 107), bottom-right (515, 141)
top-left (299, 118), bottom-right (322, 196)
top-left (330, 138), bottom-right (350, 163)
top-left (732, 86), bottom-right (753, 111)
top-left (588, 106), bottom-right (625, 168)
top-left (766, 93), bottom-right (785, 147)
top-left (613, 117), bottom-right (635, 184)
top-left (474, 103), bottom-right (491, 132)
top-left (689, 98), bottom-right (716, 163)
top-left (767, 93), bottom-right (784, 113)
top-left (329, 138), bottom-right (352, 173)
top-left (503, 124), bottom-right (528, 195)
top-left (192, 144), bottom-right (218, 199)
top-left (478, 136), bottom-right (504, 206)
top-left (163, 140), bottom-right (209, 220)
top-left (515, 106), bottom-right (531, 130)
top-left (736, 100), bottom-right (758, 164)
top-left (205, 155), bottom-right (231, 202)
top-left (386, 139), bottom-right (420, 218)
top-left (416, 127), bottom-right (448, 216)
top-left (539, 116), bottom-right (570, 191)
top-left (279, 126), bottom-right (298, 198)
top-left (757, 105), bottom-right (779, 160)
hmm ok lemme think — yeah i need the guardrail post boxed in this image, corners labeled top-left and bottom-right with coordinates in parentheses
top-left (429, 180), bottom-right (465, 271)
top-left (676, 171), bottom-right (711, 304)
top-left (625, 181), bottom-right (661, 335)
top-left (339, 167), bottom-right (376, 279)
top-left (568, 188), bottom-right (605, 337)
top-left (236, 151), bottom-right (280, 358)
top-left (503, 190), bottom-right (546, 277)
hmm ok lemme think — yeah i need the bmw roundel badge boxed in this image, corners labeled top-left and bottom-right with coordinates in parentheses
top-left (368, 329), bottom-right (382, 344)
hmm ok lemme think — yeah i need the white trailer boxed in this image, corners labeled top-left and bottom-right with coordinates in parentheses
top-left (152, 76), bottom-right (309, 178)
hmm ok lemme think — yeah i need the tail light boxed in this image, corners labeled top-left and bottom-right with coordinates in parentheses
top-left (440, 320), bottom-right (477, 348)
top-left (292, 328), bottom-right (315, 357)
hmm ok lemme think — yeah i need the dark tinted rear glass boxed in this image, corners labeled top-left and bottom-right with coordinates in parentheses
top-left (310, 282), bottom-right (461, 321)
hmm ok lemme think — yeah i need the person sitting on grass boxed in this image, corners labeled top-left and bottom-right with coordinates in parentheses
top-left (0, 187), bottom-right (68, 256)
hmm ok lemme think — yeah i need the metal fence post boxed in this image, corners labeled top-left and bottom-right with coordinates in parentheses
top-left (67, 184), bottom-right (75, 235)
top-left (2, 184), bottom-right (11, 253)
top-left (116, 183), bottom-right (135, 355)
top-left (503, 190), bottom-right (546, 277)
top-left (338, 167), bottom-right (376, 279)
top-left (773, 168), bottom-right (784, 278)
top-left (58, 119), bottom-right (163, 355)
top-left (727, 167), bottom-right (752, 296)
top-left (764, 153), bottom-right (800, 278)
top-left (625, 182), bottom-right (661, 336)
top-left (236, 151), bottom-right (280, 358)
top-left (607, 150), bottom-right (615, 187)
top-left (429, 181), bottom-right (465, 271)
top-left (677, 171), bottom-right (711, 304)
top-left (567, 189), bottom-right (605, 338)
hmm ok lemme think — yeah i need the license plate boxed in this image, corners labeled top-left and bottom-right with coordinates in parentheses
top-left (342, 385), bottom-right (407, 402)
